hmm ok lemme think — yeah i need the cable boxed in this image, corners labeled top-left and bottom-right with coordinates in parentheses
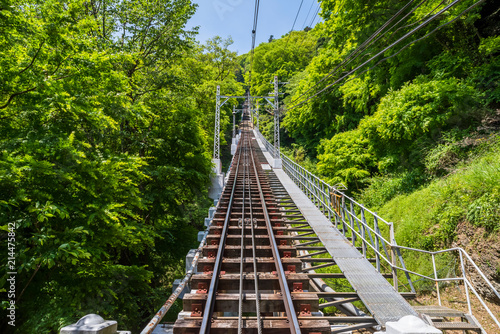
top-left (249, 0), bottom-right (261, 90)
top-left (308, 3), bottom-right (321, 27)
top-left (290, 0), bottom-right (420, 105)
top-left (301, 0), bottom-right (316, 30)
top-left (296, 3), bottom-right (322, 49)
top-left (285, 0), bottom-right (486, 112)
top-left (283, 0), bottom-right (305, 52)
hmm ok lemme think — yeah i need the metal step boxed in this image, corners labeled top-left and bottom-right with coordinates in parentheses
top-left (432, 321), bottom-right (481, 331)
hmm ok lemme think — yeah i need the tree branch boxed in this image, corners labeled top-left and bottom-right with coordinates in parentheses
top-left (0, 86), bottom-right (37, 109)
top-left (16, 264), bottom-right (40, 303)
top-left (19, 41), bottom-right (45, 75)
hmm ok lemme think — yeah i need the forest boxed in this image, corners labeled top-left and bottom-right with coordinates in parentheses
top-left (1, 0), bottom-right (499, 333)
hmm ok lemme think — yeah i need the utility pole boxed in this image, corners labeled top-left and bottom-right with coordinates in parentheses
top-left (232, 105), bottom-right (236, 138)
top-left (256, 104), bottom-right (260, 131)
top-left (231, 105), bottom-right (238, 155)
top-left (209, 85), bottom-right (223, 200)
top-left (273, 76), bottom-right (282, 168)
top-left (214, 85), bottom-right (221, 162)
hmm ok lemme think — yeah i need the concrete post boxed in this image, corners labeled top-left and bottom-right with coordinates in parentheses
top-left (186, 249), bottom-right (197, 273)
top-left (375, 315), bottom-right (442, 334)
top-left (60, 314), bottom-right (130, 334)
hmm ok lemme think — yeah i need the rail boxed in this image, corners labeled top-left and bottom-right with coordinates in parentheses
top-left (140, 231), bottom-right (209, 334)
top-left (255, 129), bottom-right (500, 330)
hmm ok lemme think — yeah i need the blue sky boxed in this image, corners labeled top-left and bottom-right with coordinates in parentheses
top-left (187, 0), bottom-right (322, 55)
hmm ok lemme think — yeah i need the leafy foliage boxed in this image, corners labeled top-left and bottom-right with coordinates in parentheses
top-left (317, 76), bottom-right (482, 189)
top-left (0, 1), bottom-right (242, 333)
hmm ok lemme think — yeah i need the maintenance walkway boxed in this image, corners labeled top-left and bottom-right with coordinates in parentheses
top-left (254, 130), bottom-right (418, 326)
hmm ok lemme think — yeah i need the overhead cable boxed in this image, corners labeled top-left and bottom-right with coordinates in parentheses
top-left (290, 0), bottom-right (420, 104)
top-left (249, 0), bottom-right (261, 89)
top-left (285, 0), bottom-right (486, 111)
top-left (283, 0), bottom-right (305, 52)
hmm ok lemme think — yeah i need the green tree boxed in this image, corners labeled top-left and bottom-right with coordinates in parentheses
top-left (0, 1), bottom-right (214, 332)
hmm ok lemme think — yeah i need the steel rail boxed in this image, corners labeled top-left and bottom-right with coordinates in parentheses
top-left (249, 137), bottom-right (302, 334)
top-left (248, 137), bottom-right (263, 334)
top-left (140, 231), bottom-right (209, 334)
top-left (199, 140), bottom-right (244, 334)
top-left (237, 135), bottom-right (248, 334)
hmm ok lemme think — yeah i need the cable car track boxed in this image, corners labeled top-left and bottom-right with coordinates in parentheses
top-left (174, 117), bottom-right (330, 334)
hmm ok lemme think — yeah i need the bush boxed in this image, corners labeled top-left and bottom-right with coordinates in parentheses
top-left (317, 129), bottom-right (374, 190)
top-left (357, 171), bottom-right (428, 209)
top-left (361, 76), bottom-right (482, 160)
top-left (467, 188), bottom-right (500, 232)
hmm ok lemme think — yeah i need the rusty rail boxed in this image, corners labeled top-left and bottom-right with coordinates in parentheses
top-left (140, 231), bottom-right (209, 334)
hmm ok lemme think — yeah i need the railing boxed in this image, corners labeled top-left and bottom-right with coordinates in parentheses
top-left (255, 129), bottom-right (500, 330)
top-left (140, 230), bottom-right (209, 334)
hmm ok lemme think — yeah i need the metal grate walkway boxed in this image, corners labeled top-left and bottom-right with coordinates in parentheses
top-left (254, 130), bottom-right (418, 325)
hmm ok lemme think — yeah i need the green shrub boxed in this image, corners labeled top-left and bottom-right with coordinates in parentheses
top-left (361, 76), bottom-right (481, 158)
top-left (317, 129), bottom-right (374, 190)
top-left (317, 76), bottom-right (482, 187)
top-left (357, 171), bottom-right (428, 209)
top-left (467, 188), bottom-right (500, 232)
top-left (378, 137), bottom-right (500, 253)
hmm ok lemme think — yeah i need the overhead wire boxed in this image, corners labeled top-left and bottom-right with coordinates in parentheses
top-left (301, 0), bottom-right (316, 30)
top-left (309, 3), bottom-right (322, 27)
top-left (249, 0), bottom-right (261, 90)
top-left (297, 3), bottom-right (322, 48)
top-left (283, 0), bottom-right (305, 52)
top-left (284, 0), bottom-right (487, 112)
top-left (290, 0), bottom-right (421, 105)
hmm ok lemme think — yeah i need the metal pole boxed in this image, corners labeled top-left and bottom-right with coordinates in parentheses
top-left (273, 76), bottom-right (280, 159)
top-left (214, 86), bottom-right (221, 160)
top-left (233, 106), bottom-right (236, 138)
top-left (374, 216), bottom-right (380, 272)
top-left (460, 251), bottom-right (471, 314)
top-left (432, 254), bottom-right (441, 305)
top-left (390, 224), bottom-right (398, 291)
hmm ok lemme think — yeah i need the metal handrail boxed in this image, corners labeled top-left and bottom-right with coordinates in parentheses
top-left (255, 129), bottom-right (500, 330)
top-left (140, 230), bottom-right (209, 334)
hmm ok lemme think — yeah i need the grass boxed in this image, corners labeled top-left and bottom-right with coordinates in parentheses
top-left (378, 136), bottom-right (500, 251)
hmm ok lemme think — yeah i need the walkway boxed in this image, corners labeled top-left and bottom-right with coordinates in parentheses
top-left (254, 130), bottom-right (418, 325)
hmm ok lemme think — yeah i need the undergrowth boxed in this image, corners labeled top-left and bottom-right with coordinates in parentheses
top-left (376, 135), bottom-right (500, 250)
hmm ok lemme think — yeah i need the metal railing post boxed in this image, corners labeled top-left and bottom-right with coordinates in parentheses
top-left (360, 208), bottom-right (367, 258)
top-left (374, 215), bottom-right (381, 272)
top-left (390, 223), bottom-right (398, 291)
top-left (432, 253), bottom-right (441, 306)
top-left (349, 202), bottom-right (356, 247)
top-left (327, 187), bottom-right (332, 223)
top-left (460, 251), bottom-right (472, 314)
top-left (341, 197), bottom-right (347, 237)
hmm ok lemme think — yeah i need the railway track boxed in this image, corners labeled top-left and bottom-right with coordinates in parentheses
top-left (173, 117), bottom-right (331, 334)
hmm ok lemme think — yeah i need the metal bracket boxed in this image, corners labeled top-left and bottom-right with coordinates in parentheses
top-left (191, 304), bottom-right (203, 317)
top-left (299, 304), bottom-right (311, 316)
top-left (196, 283), bottom-right (208, 294)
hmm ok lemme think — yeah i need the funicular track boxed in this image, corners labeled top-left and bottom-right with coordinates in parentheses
top-left (167, 112), bottom-right (497, 334)
top-left (173, 118), bottom-right (331, 334)
top-left (173, 116), bottom-right (404, 334)
top-left (172, 115), bottom-right (425, 334)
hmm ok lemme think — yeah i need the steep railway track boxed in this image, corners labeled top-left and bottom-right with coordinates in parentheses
top-left (173, 117), bottom-right (331, 334)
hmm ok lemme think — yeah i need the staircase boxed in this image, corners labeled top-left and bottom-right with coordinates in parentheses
top-left (414, 305), bottom-right (484, 333)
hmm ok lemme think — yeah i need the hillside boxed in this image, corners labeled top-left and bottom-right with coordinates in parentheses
top-left (240, 0), bottom-right (500, 304)
top-left (1, 0), bottom-right (499, 332)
